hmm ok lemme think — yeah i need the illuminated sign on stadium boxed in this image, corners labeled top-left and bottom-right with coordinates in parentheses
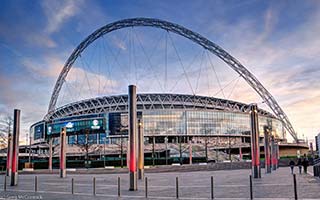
top-left (47, 118), bottom-right (105, 135)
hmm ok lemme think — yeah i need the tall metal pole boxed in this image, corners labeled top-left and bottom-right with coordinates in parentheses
top-left (205, 136), bottom-right (208, 163)
top-left (152, 136), bottom-right (155, 166)
top-left (10, 109), bottom-right (20, 186)
top-left (165, 136), bottom-right (168, 165)
top-left (250, 104), bottom-right (261, 178)
top-left (189, 139), bottom-right (192, 165)
top-left (59, 127), bottom-right (67, 178)
top-left (263, 126), bottom-right (271, 173)
top-left (179, 136), bottom-right (182, 165)
top-left (29, 134), bottom-right (32, 163)
top-left (228, 135), bottom-right (232, 161)
top-left (128, 85), bottom-right (137, 191)
top-left (104, 137), bottom-right (106, 168)
top-left (120, 135), bottom-right (123, 168)
top-left (138, 119), bottom-right (144, 179)
top-left (49, 137), bottom-right (53, 171)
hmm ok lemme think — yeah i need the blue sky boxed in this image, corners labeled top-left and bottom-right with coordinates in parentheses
top-left (0, 0), bottom-right (319, 143)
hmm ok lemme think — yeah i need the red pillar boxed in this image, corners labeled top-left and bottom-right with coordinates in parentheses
top-left (59, 127), bottom-right (66, 178)
top-left (128, 85), bottom-right (137, 191)
top-left (250, 104), bottom-right (261, 178)
top-left (138, 119), bottom-right (144, 180)
top-left (10, 109), bottom-right (20, 186)
top-left (264, 126), bottom-right (271, 173)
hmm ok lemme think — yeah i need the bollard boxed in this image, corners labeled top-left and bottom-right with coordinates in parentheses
top-left (145, 177), bottom-right (148, 198)
top-left (93, 177), bottom-right (96, 196)
top-left (118, 177), bottom-right (121, 197)
top-left (4, 175), bottom-right (6, 191)
top-left (249, 175), bottom-right (253, 200)
top-left (211, 176), bottom-right (214, 199)
top-left (71, 178), bottom-right (74, 194)
top-left (176, 177), bottom-right (179, 199)
top-left (34, 176), bottom-right (38, 192)
top-left (293, 174), bottom-right (298, 200)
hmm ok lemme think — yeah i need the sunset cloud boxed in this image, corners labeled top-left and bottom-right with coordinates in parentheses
top-left (0, 1), bottom-right (319, 143)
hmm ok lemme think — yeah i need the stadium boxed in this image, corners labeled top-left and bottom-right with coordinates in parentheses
top-left (26, 18), bottom-right (308, 167)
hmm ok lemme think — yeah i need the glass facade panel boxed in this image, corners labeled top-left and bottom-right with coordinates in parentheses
top-left (143, 110), bottom-right (186, 136)
top-left (142, 109), bottom-right (282, 138)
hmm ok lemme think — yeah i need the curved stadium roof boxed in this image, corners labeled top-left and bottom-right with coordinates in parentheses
top-left (44, 93), bottom-right (275, 121)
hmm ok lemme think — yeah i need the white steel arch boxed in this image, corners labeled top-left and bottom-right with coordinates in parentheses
top-left (47, 18), bottom-right (297, 141)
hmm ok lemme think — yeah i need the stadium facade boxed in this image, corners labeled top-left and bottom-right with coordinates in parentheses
top-left (30, 93), bottom-right (285, 149)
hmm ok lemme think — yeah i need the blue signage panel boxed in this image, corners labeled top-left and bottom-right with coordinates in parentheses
top-left (47, 118), bottom-right (105, 135)
top-left (34, 123), bottom-right (45, 140)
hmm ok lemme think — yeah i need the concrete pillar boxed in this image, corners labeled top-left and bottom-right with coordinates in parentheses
top-left (59, 127), bottom-right (67, 178)
top-left (189, 140), bottom-right (192, 165)
top-left (6, 132), bottom-right (12, 176)
top-left (10, 109), bottom-right (20, 186)
top-left (250, 104), bottom-right (261, 178)
top-left (263, 126), bottom-right (271, 173)
top-left (138, 119), bottom-right (144, 180)
top-left (49, 137), bottom-right (53, 171)
top-left (128, 85), bottom-right (137, 191)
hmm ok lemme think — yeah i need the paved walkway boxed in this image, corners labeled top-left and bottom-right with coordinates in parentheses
top-left (0, 167), bottom-right (319, 199)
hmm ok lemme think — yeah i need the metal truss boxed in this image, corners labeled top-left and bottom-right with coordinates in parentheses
top-left (46, 18), bottom-right (298, 141)
top-left (45, 93), bottom-right (275, 121)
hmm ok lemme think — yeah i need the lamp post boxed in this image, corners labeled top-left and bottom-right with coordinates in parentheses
top-left (120, 135), bottom-right (123, 168)
top-left (165, 136), bottom-right (168, 165)
top-left (104, 137), bottom-right (106, 168)
top-left (29, 134), bottom-right (32, 164)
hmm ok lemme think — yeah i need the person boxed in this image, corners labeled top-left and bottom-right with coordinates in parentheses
top-left (289, 160), bottom-right (295, 174)
top-left (297, 158), bottom-right (302, 174)
top-left (302, 154), bottom-right (309, 174)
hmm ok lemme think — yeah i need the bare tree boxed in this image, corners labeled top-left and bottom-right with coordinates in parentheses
top-left (0, 115), bottom-right (13, 150)
top-left (74, 129), bottom-right (94, 168)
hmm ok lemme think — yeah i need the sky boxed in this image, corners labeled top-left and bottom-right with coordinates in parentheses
top-left (0, 0), bottom-right (319, 144)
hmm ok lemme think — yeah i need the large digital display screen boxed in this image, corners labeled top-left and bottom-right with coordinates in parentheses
top-left (34, 123), bottom-right (45, 140)
top-left (47, 118), bottom-right (105, 135)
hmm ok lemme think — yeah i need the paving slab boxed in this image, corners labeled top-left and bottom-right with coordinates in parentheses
top-left (0, 167), bottom-right (319, 199)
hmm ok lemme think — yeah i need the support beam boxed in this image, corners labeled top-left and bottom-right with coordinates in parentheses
top-left (138, 119), bottom-right (144, 180)
top-left (128, 85), bottom-right (137, 191)
top-left (49, 137), bottom-right (53, 172)
top-left (263, 126), bottom-right (271, 173)
top-left (59, 127), bottom-right (66, 178)
top-left (250, 104), bottom-right (261, 178)
top-left (10, 109), bottom-right (20, 186)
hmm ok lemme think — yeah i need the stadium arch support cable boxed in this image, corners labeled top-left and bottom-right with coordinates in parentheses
top-left (47, 18), bottom-right (298, 142)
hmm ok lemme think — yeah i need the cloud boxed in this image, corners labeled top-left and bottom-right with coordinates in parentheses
top-left (41, 0), bottom-right (85, 34)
